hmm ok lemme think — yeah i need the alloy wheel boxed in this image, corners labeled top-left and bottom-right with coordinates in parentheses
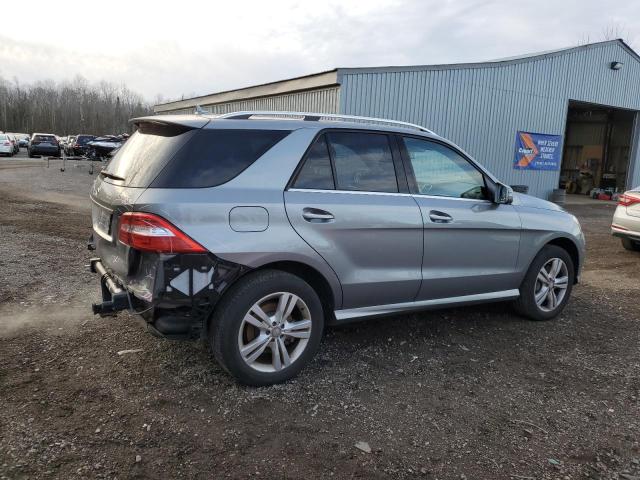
top-left (534, 258), bottom-right (569, 312)
top-left (237, 292), bottom-right (312, 373)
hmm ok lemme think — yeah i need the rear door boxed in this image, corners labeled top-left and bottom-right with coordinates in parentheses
top-left (284, 131), bottom-right (423, 309)
top-left (398, 135), bottom-right (522, 300)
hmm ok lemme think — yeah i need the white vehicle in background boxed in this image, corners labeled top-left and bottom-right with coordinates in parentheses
top-left (612, 187), bottom-right (640, 251)
top-left (6, 134), bottom-right (19, 154)
top-left (0, 134), bottom-right (14, 156)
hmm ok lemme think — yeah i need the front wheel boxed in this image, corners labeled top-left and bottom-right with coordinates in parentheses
top-left (513, 245), bottom-right (575, 321)
top-left (209, 270), bottom-right (324, 386)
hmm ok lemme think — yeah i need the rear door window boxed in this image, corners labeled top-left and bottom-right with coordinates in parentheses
top-left (326, 132), bottom-right (398, 193)
top-left (292, 135), bottom-right (335, 190)
top-left (151, 129), bottom-right (291, 188)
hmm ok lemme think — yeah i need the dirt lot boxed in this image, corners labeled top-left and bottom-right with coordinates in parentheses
top-left (1, 151), bottom-right (639, 480)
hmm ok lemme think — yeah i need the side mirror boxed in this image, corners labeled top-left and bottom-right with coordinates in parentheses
top-left (496, 184), bottom-right (514, 205)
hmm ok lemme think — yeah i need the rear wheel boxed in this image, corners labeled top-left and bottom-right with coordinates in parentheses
top-left (210, 269), bottom-right (324, 386)
top-left (514, 245), bottom-right (575, 321)
top-left (621, 238), bottom-right (640, 251)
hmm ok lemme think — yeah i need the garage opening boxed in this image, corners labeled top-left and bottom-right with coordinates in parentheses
top-left (560, 101), bottom-right (636, 195)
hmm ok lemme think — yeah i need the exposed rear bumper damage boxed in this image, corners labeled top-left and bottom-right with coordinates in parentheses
top-left (90, 253), bottom-right (247, 340)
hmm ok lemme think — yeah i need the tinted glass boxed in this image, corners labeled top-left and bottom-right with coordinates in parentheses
top-left (151, 129), bottom-right (291, 188)
top-left (102, 122), bottom-right (197, 187)
top-left (293, 135), bottom-right (335, 190)
top-left (327, 132), bottom-right (398, 193)
top-left (403, 137), bottom-right (486, 200)
top-left (0, 135), bottom-right (7, 140)
top-left (35, 135), bottom-right (56, 142)
top-left (77, 135), bottom-right (95, 144)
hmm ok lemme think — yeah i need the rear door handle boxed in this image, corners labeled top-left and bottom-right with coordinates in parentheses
top-left (302, 207), bottom-right (334, 223)
top-left (429, 210), bottom-right (453, 223)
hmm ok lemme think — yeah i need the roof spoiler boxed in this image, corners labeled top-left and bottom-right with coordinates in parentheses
top-left (130, 115), bottom-right (211, 129)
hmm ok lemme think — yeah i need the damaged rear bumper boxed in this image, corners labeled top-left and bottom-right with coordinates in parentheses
top-left (89, 253), bottom-right (247, 340)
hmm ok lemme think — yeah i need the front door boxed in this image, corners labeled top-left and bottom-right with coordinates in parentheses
top-left (285, 131), bottom-right (423, 309)
top-left (399, 136), bottom-right (522, 301)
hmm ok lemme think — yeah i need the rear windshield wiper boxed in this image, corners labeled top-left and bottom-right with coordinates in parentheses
top-left (100, 170), bottom-right (126, 182)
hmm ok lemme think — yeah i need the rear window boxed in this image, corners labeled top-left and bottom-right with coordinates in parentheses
top-left (150, 129), bottom-right (291, 188)
top-left (0, 134), bottom-right (7, 140)
top-left (34, 135), bottom-right (56, 142)
top-left (101, 122), bottom-right (196, 187)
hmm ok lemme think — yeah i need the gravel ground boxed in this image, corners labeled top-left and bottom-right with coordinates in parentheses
top-left (1, 150), bottom-right (639, 480)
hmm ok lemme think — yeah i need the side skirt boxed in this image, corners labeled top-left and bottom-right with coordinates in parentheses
top-left (333, 289), bottom-right (520, 322)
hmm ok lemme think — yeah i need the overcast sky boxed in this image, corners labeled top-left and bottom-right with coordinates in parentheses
top-left (1, 0), bottom-right (638, 103)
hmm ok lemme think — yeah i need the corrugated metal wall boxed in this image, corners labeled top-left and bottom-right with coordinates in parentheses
top-left (339, 42), bottom-right (640, 198)
top-left (160, 87), bottom-right (340, 116)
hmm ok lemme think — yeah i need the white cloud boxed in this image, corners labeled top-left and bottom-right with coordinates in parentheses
top-left (0, 0), bottom-right (638, 102)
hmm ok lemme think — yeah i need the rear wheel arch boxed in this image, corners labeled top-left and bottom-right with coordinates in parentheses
top-left (253, 261), bottom-right (336, 322)
top-left (207, 260), bottom-right (338, 336)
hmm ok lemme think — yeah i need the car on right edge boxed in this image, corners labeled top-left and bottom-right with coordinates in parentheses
top-left (612, 187), bottom-right (640, 251)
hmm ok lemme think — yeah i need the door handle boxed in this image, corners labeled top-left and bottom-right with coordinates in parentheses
top-left (302, 208), bottom-right (334, 223)
top-left (429, 210), bottom-right (453, 223)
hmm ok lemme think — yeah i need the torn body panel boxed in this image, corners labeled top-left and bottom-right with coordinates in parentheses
top-left (91, 251), bottom-right (248, 340)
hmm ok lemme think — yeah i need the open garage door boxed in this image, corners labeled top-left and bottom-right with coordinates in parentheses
top-left (560, 101), bottom-right (636, 195)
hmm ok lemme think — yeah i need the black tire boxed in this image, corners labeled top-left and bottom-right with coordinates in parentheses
top-left (209, 269), bottom-right (324, 386)
top-left (513, 245), bottom-right (575, 321)
top-left (621, 238), bottom-right (640, 251)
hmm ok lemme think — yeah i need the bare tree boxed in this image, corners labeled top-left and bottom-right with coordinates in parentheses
top-left (0, 75), bottom-right (152, 135)
top-left (578, 23), bottom-right (635, 48)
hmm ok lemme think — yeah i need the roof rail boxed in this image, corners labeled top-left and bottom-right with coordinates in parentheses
top-left (216, 111), bottom-right (435, 134)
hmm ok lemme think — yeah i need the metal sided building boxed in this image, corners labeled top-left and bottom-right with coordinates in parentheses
top-left (154, 39), bottom-right (640, 199)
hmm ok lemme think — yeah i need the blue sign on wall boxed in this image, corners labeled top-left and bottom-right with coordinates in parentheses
top-left (513, 131), bottom-right (562, 171)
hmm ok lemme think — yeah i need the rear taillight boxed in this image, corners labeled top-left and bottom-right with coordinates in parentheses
top-left (2, 142), bottom-right (9, 146)
top-left (618, 193), bottom-right (640, 207)
top-left (118, 212), bottom-right (206, 253)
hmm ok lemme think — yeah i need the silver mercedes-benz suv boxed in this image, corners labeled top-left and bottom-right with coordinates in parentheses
top-left (89, 111), bottom-right (585, 386)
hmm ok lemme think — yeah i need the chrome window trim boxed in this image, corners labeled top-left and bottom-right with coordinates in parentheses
top-left (288, 188), bottom-right (412, 198)
top-left (287, 188), bottom-right (493, 203)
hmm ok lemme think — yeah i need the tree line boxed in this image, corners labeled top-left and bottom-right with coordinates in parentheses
top-left (0, 75), bottom-right (153, 136)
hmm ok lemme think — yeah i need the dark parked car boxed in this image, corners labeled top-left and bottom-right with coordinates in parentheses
top-left (28, 133), bottom-right (61, 158)
top-left (68, 134), bottom-right (96, 156)
top-left (86, 136), bottom-right (123, 159)
top-left (18, 135), bottom-right (30, 148)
